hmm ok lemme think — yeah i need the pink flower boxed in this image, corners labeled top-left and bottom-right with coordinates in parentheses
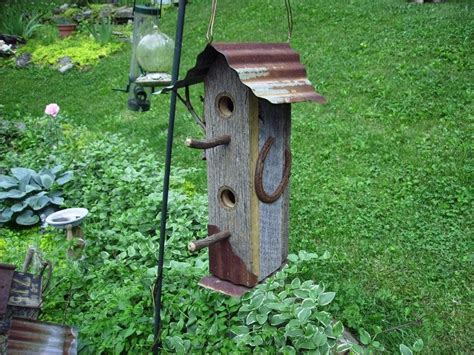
top-left (45, 103), bottom-right (60, 118)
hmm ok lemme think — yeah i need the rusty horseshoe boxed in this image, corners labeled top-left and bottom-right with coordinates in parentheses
top-left (254, 136), bottom-right (292, 204)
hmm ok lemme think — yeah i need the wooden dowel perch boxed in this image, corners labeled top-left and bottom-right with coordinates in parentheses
top-left (188, 230), bottom-right (231, 252)
top-left (185, 135), bottom-right (231, 149)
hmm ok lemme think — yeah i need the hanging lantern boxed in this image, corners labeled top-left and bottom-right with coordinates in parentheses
top-left (124, 4), bottom-right (174, 112)
top-left (135, 25), bottom-right (174, 85)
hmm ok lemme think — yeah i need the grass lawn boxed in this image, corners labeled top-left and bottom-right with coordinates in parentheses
top-left (1, 0), bottom-right (473, 352)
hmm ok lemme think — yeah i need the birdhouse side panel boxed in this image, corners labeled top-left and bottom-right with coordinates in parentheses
top-left (257, 100), bottom-right (291, 280)
top-left (204, 55), bottom-right (260, 286)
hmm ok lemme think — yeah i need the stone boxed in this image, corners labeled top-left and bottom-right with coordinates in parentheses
top-left (58, 63), bottom-right (74, 74)
top-left (0, 40), bottom-right (14, 57)
top-left (16, 52), bottom-right (32, 67)
top-left (57, 56), bottom-right (73, 73)
top-left (114, 6), bottom-right (133, 19)
top-left (58, 56), bottom-right (72, 66)
top-left (99, 5), bottom-right (115, 18)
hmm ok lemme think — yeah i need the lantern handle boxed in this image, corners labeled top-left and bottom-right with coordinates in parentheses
top-left (285, 0), bottom-right (293, 43)
top-left (206, 0), bottom-right (218, 44)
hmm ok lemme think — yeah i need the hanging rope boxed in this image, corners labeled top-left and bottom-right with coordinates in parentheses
top-left (206, 0), bottom-right (218, 44)
top-left (285, 0), bottom-right (293, 43)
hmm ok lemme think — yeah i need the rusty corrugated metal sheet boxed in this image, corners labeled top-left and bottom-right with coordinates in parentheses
top-left (171, 42), bottom-right (326, 105)
top-left (7, 317), bottom-right (78, 354)
top-left (0, 264), bottom-right (15, 315)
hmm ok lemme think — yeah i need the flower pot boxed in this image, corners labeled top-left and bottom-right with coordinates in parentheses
top-left (57, 23), bottom-right (77, 38)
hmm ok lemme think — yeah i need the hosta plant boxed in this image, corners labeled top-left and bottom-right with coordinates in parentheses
top-left (0, 166), bottom-right (73, 226)
top-left (233, 251), bottom-right (349, 354)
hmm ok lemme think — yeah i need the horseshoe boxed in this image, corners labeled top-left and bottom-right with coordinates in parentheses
top-left (254, 136), bottom-right (292, 204)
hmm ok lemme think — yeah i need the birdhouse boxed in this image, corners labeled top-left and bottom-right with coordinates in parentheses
top-left (174, 43), bottom-right (325, 295)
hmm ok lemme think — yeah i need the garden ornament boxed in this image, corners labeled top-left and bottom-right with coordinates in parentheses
top-left (46, 208), bottom-right (88, 259)
top-left (118, 1), bottom-right (174, 112)
top-left (163, 42), bottom-right (325, 296)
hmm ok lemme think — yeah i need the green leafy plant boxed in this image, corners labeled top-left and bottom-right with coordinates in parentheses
top-left (0, 8), bottom-right (43, 40)
top-left (233, 251), bottom-right (347, 353)
top-left (83, 17), bottom-right (114, 45)
top-left (0, 166), bottom-right (73, 226)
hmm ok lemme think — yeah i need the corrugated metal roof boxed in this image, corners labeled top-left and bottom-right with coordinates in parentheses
top-left (7, 317), bottom-right (77, 354)
top-left (171, 42), bottom-right (326, 104)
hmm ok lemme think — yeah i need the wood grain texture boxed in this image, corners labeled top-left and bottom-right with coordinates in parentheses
top-left (257, 100), bottom-right (291, 280)
top-left (205, 55), bottom-right (260, 283)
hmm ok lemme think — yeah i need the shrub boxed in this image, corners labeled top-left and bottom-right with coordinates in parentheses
top-left (83, 17), bottom-right (114, 45)
top-left (0, 7), bottom-right (43, 40)
top-left (0, 166), bottom-right (72, 226)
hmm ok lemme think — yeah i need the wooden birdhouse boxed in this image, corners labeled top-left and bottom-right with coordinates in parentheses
top-left (173, 43), bottom-right (325, 295)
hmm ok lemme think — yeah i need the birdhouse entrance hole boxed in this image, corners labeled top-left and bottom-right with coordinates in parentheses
top-left (216, 94), bottom-right (234, 118)
top-left (219, 187), bottom-right (236, 209)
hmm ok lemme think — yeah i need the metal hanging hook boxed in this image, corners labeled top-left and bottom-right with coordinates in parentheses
top-left (285, 0), bottom-right (293, 43)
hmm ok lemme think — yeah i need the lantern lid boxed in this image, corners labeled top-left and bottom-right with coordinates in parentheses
top-left (161, 42), bottom-right (326, 105)
top-left (134, 5), bottom-right (160, 16)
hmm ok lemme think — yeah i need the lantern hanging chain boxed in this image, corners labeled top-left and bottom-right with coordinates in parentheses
top-left (285, 0), bottom-right (293, 43)
top-left (206, 0), bottom-right (218, 44)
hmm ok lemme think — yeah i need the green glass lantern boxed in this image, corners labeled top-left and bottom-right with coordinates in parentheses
top-left (127, 4), bottom-right (174, 112)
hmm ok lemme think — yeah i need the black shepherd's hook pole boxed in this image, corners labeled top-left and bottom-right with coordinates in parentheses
top-left (153, 0), bottom-right (187, 354)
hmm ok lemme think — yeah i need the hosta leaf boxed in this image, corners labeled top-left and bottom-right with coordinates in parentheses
top-left (287, 253), bottom-right (298, 262)
top-left (270, 314), bottom-right (288, 326)
top-left (51, 165), bottom-right (64, 174)
top-left (0, 208), bottom-right (13, 223)
top-left (296, 307), bottom-right (311, 322)
top-left (16, 210), bottom-right (39, 225)
top-left (318, 292), bottom-right (336, 306)
top-left (285, 327), bottom-right (303, 337)
top-left (11, 202), bottom-right (27, 212)
top-left (40, 174), bottom-right (54, 189)
top-left (25, 184), bottom-right (41, 193)
top-left (412, 339), bottom-right (424, 352)
top-left (294, 338), bottom-right (316, 350)
top-left (249, 293), bottom-right (265, 310)
top-left (279, 345), bottom-right (296, 355)
top-left (26, 196), bottom-right (39, 207)
top-left (0, 175), bottom-right (18, 189)
top-left (301, 298), bottom-right (316, 309)
top-left (256, 313), bottom-right (268, 325)
top-left (332, 321), bottom-right (344, 338)
top-left (31, 195), bottom-right (50, 210)
top-left (290, 277), bottom-right (301, 289)
top-left (30, 172), bottom-right (42, 186)
top-left (337, 343), bottom-right (353, 353)
top-left (313, 331), bottom-right (327, 346)
top-left (246, 311), bottom-right (257, 325)
top-left (359, 329), bottom-right (371, 345)
top-left (56, 171), bottom-right (73, 185)
top-left (11, 167), bottom-right (35, 181)
top-left (294, 289), bottom-right (310, 299)
top-left (267, 302), bottom-right (286, 311)
top-left (50, 195), bottom-right (64, 205)
top-left (315, 311), bottom-right (331, 326)
top-left (231, 325), bottom-right (249, 336)
top-left (400, 344), bottom-right (413, 355)
top-left (0, 189), bottom-right (27, 199)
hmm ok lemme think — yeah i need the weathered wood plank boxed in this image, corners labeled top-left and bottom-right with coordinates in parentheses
top-left (257, 100), bottom-right (291, 280)
top-left (205, 55), bottom-right (260, 286)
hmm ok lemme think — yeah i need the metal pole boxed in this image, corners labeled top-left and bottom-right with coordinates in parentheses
top-left (153, 0), bottom-right (187, 353)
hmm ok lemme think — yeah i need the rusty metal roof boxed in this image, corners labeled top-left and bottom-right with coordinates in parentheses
top-left (171, 42), bottom-right (326, 104)
top-left (7, 317), bottom-right (77, 354)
